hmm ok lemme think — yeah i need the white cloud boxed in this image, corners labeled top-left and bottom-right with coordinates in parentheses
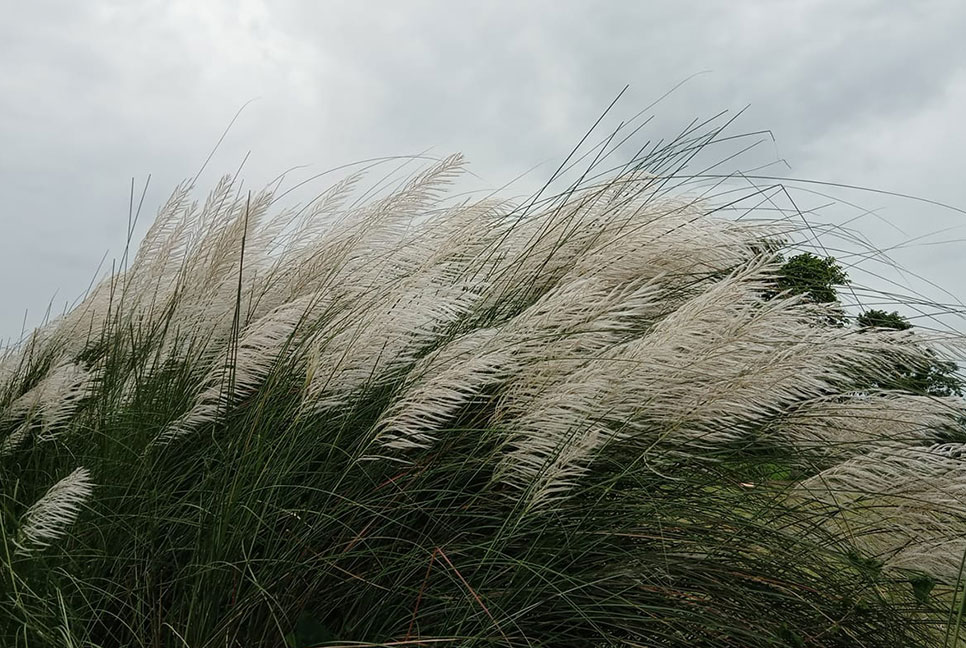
top-left (1, 0), bottom-right (964, 340)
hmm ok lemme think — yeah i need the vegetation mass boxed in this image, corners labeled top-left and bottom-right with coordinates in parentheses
top-left (3, 129), bottom-right (966, 647)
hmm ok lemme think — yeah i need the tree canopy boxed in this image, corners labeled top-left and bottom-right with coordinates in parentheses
top-left (775, 251), bottom-right (849, 304)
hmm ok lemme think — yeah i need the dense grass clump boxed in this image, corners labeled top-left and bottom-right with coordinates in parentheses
top-left (3, 132), bottom-right (966, 646)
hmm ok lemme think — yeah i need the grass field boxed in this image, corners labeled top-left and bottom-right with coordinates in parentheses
top-left (3, 121), bottom-right (966, 647)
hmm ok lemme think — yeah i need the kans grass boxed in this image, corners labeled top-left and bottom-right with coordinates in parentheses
top-left (3, 121), bottom-right (966, 647)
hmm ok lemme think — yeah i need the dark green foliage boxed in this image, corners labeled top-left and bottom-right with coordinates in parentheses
top-left (911, 575), bottom-right (937, 604)
top-left (0, 386), bottom-right (946, 647)
top-left (857, 310), bottom-right (912, 331)
top-left (775, 252), bottom-right (849, 304)
top-left (885, 355), bottom-right (963, 397)
top-left (857, 309), bottom-right (964, 397)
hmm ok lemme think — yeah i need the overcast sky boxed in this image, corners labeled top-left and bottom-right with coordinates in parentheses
top-left (2, 0), bottom-right (965, 341)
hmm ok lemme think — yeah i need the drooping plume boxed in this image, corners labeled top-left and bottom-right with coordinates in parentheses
top-left (15, 467), bottom-right (93, 554)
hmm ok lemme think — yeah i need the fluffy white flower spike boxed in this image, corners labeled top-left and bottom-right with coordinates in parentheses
top-left (16, 467), bottom-right (94, 555)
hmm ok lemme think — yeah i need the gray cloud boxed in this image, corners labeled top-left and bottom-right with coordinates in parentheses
top-left (2, 0), bottom-right (965, 340)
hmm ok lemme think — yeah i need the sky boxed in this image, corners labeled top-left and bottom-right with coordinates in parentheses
top-left (1, 0), bottom-right (965, 341)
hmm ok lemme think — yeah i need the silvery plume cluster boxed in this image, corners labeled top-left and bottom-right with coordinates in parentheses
top-left (2, 147), bottom-right (966, 647)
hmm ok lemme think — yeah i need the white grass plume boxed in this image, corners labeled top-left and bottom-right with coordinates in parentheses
top-left (1, 361), bottom-right (93, 455)
top-left (489, 263), bottom-right (955, 509)
top-left (374, 328), bottom-right (506, 451)
top-left (777, 393), bottom-right (962, 457)
top-left (373, 277), bottom-right (662, 453)
top-left (302, 270), bottom-right (483, 411)
top-left (153, 292), bottom-right (326, 446)
top-left (796, 443), bottom-right (966, 582)
top-left (15, 467), bottom-right (93, 555)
